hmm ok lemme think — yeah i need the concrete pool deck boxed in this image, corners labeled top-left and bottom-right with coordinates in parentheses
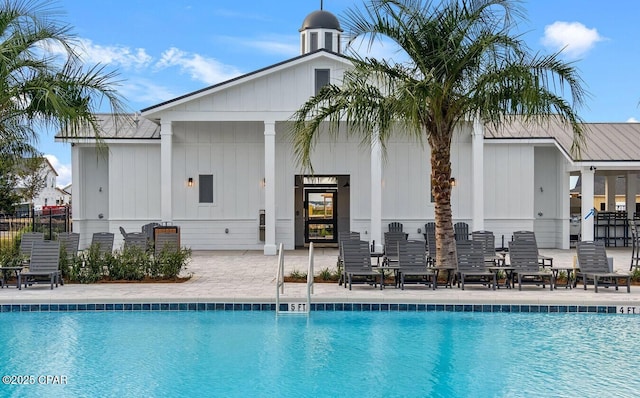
top-left (1, 246), bottom-right (640, 307)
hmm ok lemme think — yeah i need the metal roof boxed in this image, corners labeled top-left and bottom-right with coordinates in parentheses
top-left (484, 117), bottom-right (640, 162)
top-left (55, 114), bottom-right (160, 140)
top-left (299, 10), bottom-right (342, 32)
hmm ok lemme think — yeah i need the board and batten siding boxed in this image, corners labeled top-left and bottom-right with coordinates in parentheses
top-left (483, 143), bottom-right (535, 246)
top-left (168, 58), bottom-right (349, 114)
top-left (533, 146), bottom-right (568, 248)
top-left (108, 144), bottom-right (161, 220)
top-left (77, 146), bottom-right (109, 221)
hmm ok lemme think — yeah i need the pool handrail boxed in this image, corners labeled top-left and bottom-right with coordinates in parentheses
top-left (275, 242), bottom-right (314, 315)
top-left (276, 243), bottom-right (284, 312)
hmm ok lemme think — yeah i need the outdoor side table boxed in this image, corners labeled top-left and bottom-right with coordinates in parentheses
top-left (550, 267), bottom-right (574, 289)
top-left (432, 266), bottom-right (456, 288)
top-left (0, 266), bottom-right (23, 289)
top-left (487, 266), bottom-right (515, 289)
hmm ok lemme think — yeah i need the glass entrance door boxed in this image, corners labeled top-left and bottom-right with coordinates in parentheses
top-left (305, 189), bottom-right (337, 243)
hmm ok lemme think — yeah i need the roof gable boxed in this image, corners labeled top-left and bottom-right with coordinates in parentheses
top-left (141, 49), bottom-right (351, 118)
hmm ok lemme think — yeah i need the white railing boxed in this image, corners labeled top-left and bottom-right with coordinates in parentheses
top-left (307, 242), bottom-right (314, 301)
top-left (275, 242), bottom-right (314, 315)
top-left (275, 243), bottom-right (285, 313)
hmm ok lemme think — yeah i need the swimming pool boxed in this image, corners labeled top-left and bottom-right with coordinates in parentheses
top-left (1, 311), bottom-right (638, 397)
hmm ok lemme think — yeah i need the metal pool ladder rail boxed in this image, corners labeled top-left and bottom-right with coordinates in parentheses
top-left (276, 242), bottom-right (314, 315)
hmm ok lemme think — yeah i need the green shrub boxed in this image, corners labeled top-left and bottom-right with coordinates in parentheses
top-left (72, 244), bottom-right (107, 284)
top-left (107, 245), bottom-right (148, 281)
top-left (66, 242), bottom-right (191, 283)
top-left (153, 245), bottom-right (191, 279)
top-left (0, 243), bottom-right (21, 268)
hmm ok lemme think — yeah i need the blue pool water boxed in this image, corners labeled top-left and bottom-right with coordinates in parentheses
top-left (1, 311), bottom-right (639, 398)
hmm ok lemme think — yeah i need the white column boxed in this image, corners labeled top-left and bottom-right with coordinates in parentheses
top-left (626, 172), bottom-right (637, 218)
top-left (560, 170), bottom-right (571, 249)
top-left (263, 121), bottom-right (277, 255)
top-left (371, 135), bottom-right (383, 252)
top-left (160, 120), bottom-right (173, 223)
top-left (471, 118), bottom-right (485, 231)
top-left (71, 145), bottom-right (81, 221)
top-left (605, 175), bottom-right (616, 211)
top-left (581, 167), bottom-right (595, 241)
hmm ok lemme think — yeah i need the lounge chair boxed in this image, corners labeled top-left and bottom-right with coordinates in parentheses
top-left (397, 240), bottom-right (435, 290)
top-left (576, 241), bottom-right (631, 293)
top-left (508, 240), bottom-right (553, 291)
top-left (124, 233), bottom-right (149, 251)
top-left (455, 240), bottom-right (496, 290)
top-left (57, 232), bottom-right (80, 259)
top-left (512, 230), bottom-right (553, 267)
top-left (630, 222), bottom-right (640, 270)
top-left (21, 240), bottom-right (61, 290)
top-left (337, 232), bottom-right (361, 285)
top-left (91, 232), bottom-right (114, 255)
top-left (154, 232), bottom-right (180, 257)
top-left (454, 222), bottom-right (470, 241)
top-left (19, 232), bottom-right (44, 263)
top-left (342, 239), bottom-right (382, 290)
top-left (424, 223), bottom-right (436, 265)
top-left (384, 231), bottom-right (407, 266)
top-left (57, 232), bottom-right (79, 283)
top-left (472, 230), bottom-right (503, 266)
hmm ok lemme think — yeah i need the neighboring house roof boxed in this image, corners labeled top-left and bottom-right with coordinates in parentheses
top-left (484, 117), bottom-right (640, 162)
top-left (40, 157), bottom-right (58, 176)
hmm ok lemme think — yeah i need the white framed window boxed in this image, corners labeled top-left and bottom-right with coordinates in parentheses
top-left (315, 69), bottom-right (330, 95)
top-left (199, 174), bottom-right (214, 203)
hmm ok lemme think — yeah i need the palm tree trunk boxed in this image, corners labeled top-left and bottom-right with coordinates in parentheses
top-left (429, 134), bottom-right (457, 268)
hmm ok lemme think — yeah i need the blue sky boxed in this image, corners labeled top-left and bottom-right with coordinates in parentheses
top-left (40, 0), bottom-right (640, 187)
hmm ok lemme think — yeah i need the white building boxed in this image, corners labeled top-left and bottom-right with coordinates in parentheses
top-left (18, 157), bottom-right (69, 212)
top-left (57, 8), bottom-right (640, 252)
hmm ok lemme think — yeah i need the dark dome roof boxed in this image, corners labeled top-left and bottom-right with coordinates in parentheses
top-left (299, 10), bottom-right (342, 32)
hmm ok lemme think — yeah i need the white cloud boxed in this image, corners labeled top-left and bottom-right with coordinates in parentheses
top-left (155, 47), bottom-right (242, 85)
top-left (541, 21), bottom-right (604, 59)
top-left (43, 154), bottom-right (71, 188)
top-left (627, 117), bottom-right (639, 123)
top-left (76, 39), bottom-right (153, 70)
top-left (45, 38), bottom-right (153, 70)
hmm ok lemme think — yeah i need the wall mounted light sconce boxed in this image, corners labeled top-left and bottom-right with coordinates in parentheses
top-left (260, 178), bottom-right (266, 188)
top-left (187, 177), bottom-right (194, 187)
top-left (449, 177), bottom-right (456, 187)
top-left (540, 186), bottom-right (544, 192)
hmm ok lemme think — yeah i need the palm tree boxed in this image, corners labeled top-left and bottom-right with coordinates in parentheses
top-left (291, 0), bottom-right (586, 267)
top-left (0, 0), bottom-right (129, 161)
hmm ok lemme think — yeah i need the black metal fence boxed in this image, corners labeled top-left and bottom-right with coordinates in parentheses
top-left (0, 206), bottom-right (71, 251)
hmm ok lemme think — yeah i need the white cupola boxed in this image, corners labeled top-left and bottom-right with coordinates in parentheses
top-left (299, 7), bottom-right (342, 55)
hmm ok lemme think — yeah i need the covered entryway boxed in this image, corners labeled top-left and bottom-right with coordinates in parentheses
top-left (294, 175), bottom-right (350, 247)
